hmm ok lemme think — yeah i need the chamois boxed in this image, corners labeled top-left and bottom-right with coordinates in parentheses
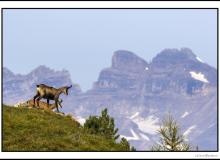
top-left (33, 84), bottom-right (72, 112)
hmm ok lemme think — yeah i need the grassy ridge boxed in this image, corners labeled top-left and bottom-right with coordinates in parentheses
top-left (3, 105), bottom-right (128, 151)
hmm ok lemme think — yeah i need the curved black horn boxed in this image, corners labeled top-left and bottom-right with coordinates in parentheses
top-left (68, 85), bottom-right (72, 89)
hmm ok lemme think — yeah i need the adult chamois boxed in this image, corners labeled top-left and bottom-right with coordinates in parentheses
top-left (33, 84), bottom-right (72, 112)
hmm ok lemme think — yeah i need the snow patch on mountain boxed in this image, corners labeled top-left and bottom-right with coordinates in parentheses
top-left (120, 128), bottom-right (140, 141)
top-left (189, 71), bottom-right (209, 83)
top-left (183, 125), bottom-right (196, 138)
top-left (130, 112), bottom-right (140, 119)
top-left (132, 115), bottom-right (160, 135)
top-left (196, 56), bottom-right (204, 63)
top-left (139, 133), bottom-right (150, 141)
top-left (181, 111), bottom-right (189, 118)
top-left (208, 123), bottom-right (216, 129)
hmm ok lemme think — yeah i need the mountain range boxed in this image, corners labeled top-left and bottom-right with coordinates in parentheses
top-left (3, 48), bottom-right (217, 151)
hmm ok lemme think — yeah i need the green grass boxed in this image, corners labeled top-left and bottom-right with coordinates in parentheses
top-left (3, 105), bottom-right (128, 151)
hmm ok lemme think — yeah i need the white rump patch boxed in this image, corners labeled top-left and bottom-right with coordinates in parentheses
top-left (189, 71), bottom-right (209, 83)
top-left (181, 111), bottom-right (189, 118)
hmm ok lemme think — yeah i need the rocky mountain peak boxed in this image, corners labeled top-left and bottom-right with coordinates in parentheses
top-left (152, 48), bottom-right (197, 68)
top-left (29, 65), bottom-right (56, 76)
top-left (112, 50), bottom-right (148, 72)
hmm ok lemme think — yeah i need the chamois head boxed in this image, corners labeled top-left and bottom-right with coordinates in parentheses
top-left (62, 85), bottom-right (72, 95)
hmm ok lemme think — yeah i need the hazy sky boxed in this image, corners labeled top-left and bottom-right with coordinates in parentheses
top-left (3, 9), bottom-right (217, 91)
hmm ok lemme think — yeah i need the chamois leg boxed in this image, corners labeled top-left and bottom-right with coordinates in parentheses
top-left (36, 97), bottom-right (42, 108)
top-left (55, 99), bottom-right (59, 112)
top-left (47, 99), bottom-right (50, 109)
top-left (33, 94), bottom-right (39, 108)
